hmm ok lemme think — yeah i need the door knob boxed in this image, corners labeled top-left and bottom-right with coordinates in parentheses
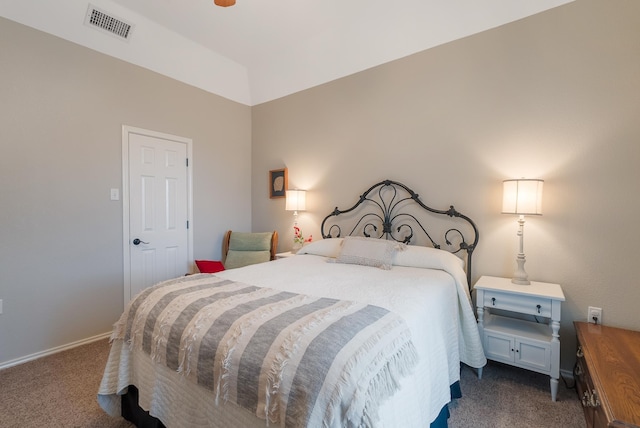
top-left (132, 238), bottom-right (149, 245)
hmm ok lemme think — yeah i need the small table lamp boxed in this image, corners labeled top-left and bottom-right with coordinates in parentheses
top-left (285, 189), bottom-right (306, 225)
top-left (502, 179), bottom-right (544, 285)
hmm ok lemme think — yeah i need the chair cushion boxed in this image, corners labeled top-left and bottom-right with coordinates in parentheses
top-left (224, 250), bottom-right (271, 269)
top-left (228, 232), bottom-right (273, 251)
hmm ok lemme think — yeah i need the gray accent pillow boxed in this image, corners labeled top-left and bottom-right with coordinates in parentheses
top-left (335, 236), bottom-right (405, 270)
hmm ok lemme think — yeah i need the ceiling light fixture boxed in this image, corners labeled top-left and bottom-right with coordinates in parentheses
top-left (214, 0), bottom-right (236, 7)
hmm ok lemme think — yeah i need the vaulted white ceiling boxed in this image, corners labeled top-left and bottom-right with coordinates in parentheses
top-left (1, 0), bottom-right (573, 105)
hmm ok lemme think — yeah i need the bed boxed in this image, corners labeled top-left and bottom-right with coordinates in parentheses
top-left (98, 179), bottom-right (487, 428)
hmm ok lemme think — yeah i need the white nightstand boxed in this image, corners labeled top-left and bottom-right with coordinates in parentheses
top-left (275, 251), bottom-right (295, 259)
top-left (474, 275), bottom-right (565, 401)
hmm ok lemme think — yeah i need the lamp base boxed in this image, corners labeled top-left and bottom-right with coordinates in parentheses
top-left (512, 261), bottom-right (530, 285)
top-left (512, 250), bottom-right (530, 285)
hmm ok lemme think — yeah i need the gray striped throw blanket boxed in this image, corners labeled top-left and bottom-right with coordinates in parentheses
top-left (111, 274), bottom-right (418, 428)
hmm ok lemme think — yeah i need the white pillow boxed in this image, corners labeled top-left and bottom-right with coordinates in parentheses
top-left (296, 238), bottom-right (344, 258)
top-left (392, 245), bottom-right (465, 270)
top-left (335, 236), bottom-right (405, 270)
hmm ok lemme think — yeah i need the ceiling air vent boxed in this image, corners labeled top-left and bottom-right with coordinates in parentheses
top-left (84, 4), bottom-right (133, 41)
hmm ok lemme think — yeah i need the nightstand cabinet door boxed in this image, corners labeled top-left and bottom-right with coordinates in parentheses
top-left (517, 339), bottom-right (551, 372)
top-left (484, 329), bottom-right (551, 372)
top-left (484, 330), bottom-right (515, 362)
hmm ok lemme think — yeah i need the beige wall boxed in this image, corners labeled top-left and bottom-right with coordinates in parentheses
top-left (0, 18), bottom-right (252, 365)
top-left (252, 0), bottom-right (640, 371)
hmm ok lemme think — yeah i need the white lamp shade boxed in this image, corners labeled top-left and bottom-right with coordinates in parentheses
top-left (285, 190), bottom-right (306, 211)
top-left (502, 179), bottom-right (543, 215)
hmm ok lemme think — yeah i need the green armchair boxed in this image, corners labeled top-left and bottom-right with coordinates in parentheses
top-left (222, 230), bottom-right (278, 269)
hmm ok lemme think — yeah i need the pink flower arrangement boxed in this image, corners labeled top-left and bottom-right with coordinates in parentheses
top-left (293, 226), bottom-right (312, 245)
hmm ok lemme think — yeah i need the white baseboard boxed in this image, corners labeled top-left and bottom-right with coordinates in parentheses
top-left (0, 331), bottom-right (112, 371)
top-left (560, 368), bottom-right (574, 380)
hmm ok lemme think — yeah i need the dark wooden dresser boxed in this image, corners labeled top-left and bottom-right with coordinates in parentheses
top-left (574, 322), bottom-right (640, 428)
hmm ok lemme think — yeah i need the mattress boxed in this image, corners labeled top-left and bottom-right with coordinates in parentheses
top-left (99, 250), bottom-right (485, 427)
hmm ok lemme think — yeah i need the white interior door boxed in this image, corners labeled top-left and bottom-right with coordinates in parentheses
top-left (122, 126), bottom-right (193, 304)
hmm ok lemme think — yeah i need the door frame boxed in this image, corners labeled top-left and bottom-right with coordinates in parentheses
top-left (121, 125), bottom-right (194, 305)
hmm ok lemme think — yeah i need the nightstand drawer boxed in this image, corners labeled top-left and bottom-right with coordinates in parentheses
top-left (483, 291), bottom-right (551, 317)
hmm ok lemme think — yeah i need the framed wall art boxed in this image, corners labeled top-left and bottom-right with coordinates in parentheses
top-left (269, 168), bottom-right (288, 199)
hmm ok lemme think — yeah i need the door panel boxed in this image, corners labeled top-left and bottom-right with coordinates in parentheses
top-left (142, 176), bottom-right (155, 230)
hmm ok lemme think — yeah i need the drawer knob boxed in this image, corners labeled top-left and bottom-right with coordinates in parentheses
top-left (574, 364), bottom-right (583, 377)
top-left (576, 346), bottom-right (584, 358)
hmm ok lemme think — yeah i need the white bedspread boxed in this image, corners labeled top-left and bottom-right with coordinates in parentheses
top-left (99, 254), bottom-right (485, 427)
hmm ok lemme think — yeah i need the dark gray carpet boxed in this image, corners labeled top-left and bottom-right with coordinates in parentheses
top-left (0, 339), bottom-right (132, 428)
top-left (449, 362), bottom-right (584, 427)
top-left (0, 339), bottom-right (584, 427)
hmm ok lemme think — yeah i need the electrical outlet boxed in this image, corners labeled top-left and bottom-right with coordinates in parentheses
top-left (588, 306), bottom-right (602, 324)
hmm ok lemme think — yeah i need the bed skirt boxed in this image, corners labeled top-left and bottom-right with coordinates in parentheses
top-left (119, 381), bottom-right (462, 428)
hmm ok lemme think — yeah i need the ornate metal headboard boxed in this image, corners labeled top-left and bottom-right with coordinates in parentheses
top-left (320, 179), bottom-right (479, 287)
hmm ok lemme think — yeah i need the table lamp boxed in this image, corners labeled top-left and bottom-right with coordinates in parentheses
top-left (285, 189), bottom-right (306, 226)
top-left (502, 179), bottom-right (544, 285)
